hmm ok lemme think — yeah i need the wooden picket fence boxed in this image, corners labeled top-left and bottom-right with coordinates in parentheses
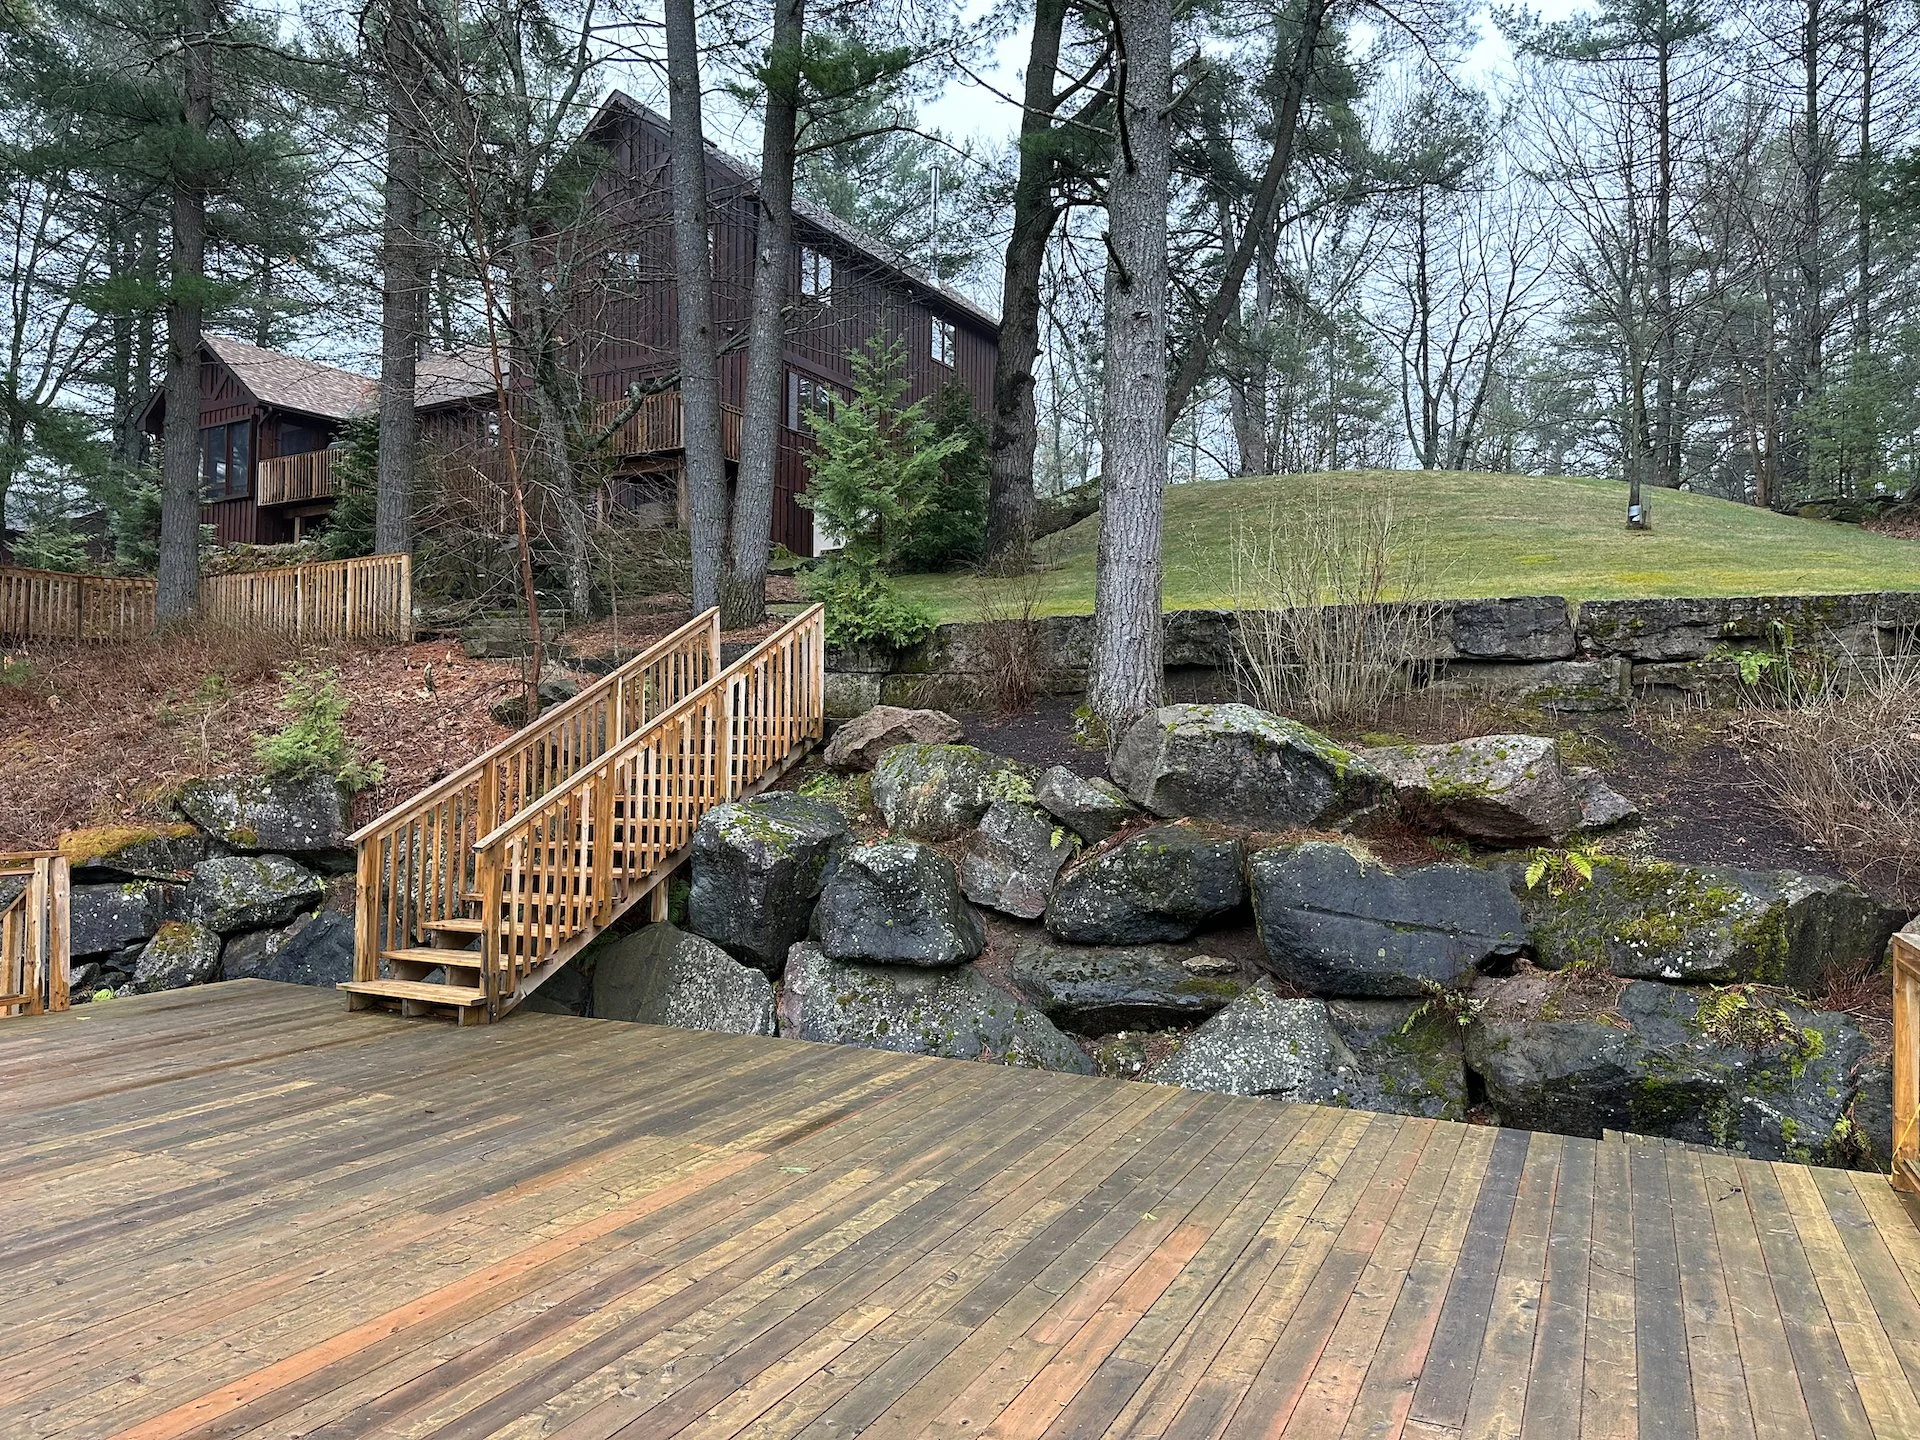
top-left (0, 554), bottom-right (411, 646)
top-left (0, 854), bottom-right (71, 1020)
top-left (0, 567), bottom-right (156, 644)
top-left (200, 554), bottom-right (412, 644)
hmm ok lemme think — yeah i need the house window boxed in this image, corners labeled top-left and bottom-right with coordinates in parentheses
top-left (799, 247), bottom-right (832, 301)
top-left (786, 371), bottom-right (839, 431)
top-left (930, 317), bottom-right (956, 368)
top-left (199, 422), bottom-right (252, 502)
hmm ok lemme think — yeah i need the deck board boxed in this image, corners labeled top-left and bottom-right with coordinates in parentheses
top-left (3, 981), bottom-right (1920, 1440)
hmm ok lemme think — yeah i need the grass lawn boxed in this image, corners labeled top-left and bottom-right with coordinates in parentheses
top-left (895, 469), bottom-right (1920, 620)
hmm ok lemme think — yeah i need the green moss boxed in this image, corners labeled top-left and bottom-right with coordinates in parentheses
top-left (57, 822), bottom-right (198, 866)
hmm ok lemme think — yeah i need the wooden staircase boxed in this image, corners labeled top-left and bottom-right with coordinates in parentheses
top-left (341, 606), bottom-right (825, 1023)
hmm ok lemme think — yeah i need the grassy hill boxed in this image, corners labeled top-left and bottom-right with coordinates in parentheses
top-left (895, 469), bottom-right (1920, 620)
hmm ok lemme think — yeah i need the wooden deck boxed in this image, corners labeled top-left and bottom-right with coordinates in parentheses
top-left (5, 982), bottom-right (1920, 1439)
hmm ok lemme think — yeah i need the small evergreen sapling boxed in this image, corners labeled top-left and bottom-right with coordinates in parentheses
top-left (253, 667), bottom-right (386, 792)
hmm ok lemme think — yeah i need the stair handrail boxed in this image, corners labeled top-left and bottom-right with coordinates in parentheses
top-left (351, 609), bottom-right (721, 984)
top-left (1, 852), bottom-right (71, 1019)
top-left (1893, 930), bottom-right (1920, 1193)
top-left (469, 605), bottom-right (825, 1014)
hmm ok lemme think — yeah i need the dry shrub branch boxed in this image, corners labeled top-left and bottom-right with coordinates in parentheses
top-left (1228, 481), bottom-right (1445, 725)
top-left (965, 559), bottom-right (1048, 715)
top-left (1736, 658), bottom-right (1920, 910)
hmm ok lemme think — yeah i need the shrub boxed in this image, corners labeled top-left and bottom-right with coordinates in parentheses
top-left (802, 557), bottom-right (936, 651)
top-left (1736, 658), bottom-right (1920, 908)
top-left (11, 521), bottom-right (91, 573)
top-left (964, 558), bottom-right (1046, 714)
top-left (1228, 479), bottom-right (1445, 725)
top-left (253, 667), bottom-right (386, 792)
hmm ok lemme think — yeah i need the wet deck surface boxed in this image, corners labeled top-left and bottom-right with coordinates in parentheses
top-left (4, 980), bottom-right (1920, 1439)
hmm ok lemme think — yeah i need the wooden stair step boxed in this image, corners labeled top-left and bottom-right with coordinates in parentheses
top-left (424, 917), bottom-right (486, 936)
top-left (340, 979), bottom-right (486, 1007)
top-left (382, 947), bottom-right (485, 971)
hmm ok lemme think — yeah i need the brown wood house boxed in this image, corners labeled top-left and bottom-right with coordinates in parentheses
top-left (140, 336), bottom-right (496, 546)
top-left (572, 92), bottom-right (1002, 555)
top-left (147, 95), bottom-right (999, 557)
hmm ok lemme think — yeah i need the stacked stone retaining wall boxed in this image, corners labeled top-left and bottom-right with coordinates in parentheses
top-left (826, 591), bottom-right (1920, 715)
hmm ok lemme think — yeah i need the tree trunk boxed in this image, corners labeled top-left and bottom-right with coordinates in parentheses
top-left (984, 0), bottom-right (1067, 561)
top-left (1856, 0), bottom-right (1874, 351)
top-left (1163, 0), bottom-right (1328, 430)
top-left (665, 0), bottom-right (728, 614)
top-left (1089, 0), bottom-right (1172, 737)
top-left (1651, 16), bottom-right (1678, 497)
top-left (156, 0), bottom-right (213, 621)
top-left (724, 0), bottom-right (804, 628)
top-left (374, 0), bottom-right (426, 556)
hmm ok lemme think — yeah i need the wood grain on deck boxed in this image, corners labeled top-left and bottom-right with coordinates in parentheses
top-left (3, 980), bottom-right (1918, 1439)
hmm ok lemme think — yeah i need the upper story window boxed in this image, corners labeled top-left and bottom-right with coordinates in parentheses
top-left (200, 421), bottom-right (252, 502)
top-left (799, 246), bottom-right (832, 302)
top-left (930, 316), bottom-right (956, 368)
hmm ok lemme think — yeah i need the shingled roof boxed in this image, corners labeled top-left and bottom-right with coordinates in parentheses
top-left (415, 346), bottom-right (498, 408)
top-left (203, 334), bottom-right (375, 421)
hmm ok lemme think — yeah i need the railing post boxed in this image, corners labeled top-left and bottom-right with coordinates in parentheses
top-left (354, 839), bottom-right (381, 983)
top-left (1895, 933), bottom-right (1920, 1193)
top-left (718, 674), bottom-right (737, 802)
top-left (476, 847), bottom-right (503, 1019)
top-left (24, 860), bottom-right (47, 1017)
top-left (46, 856), bottom-right (69, 1012)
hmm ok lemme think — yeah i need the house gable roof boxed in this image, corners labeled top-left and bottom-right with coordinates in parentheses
top-left (204, 334), bottom-right (374, 422)
top-left (590, 91), bottom-right (1002, 336)
top-left (415, 346), bottom-right (498, 409)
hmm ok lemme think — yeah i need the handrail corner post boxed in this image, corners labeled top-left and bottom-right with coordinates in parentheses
top-left (1894, 933), bottom-right (1920, 1193)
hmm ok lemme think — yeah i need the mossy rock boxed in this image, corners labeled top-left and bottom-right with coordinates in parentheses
top-left (686, 792), bottom-right (850, 972)
top-left (1109, 703), bottom-right (1385, 829)
top-left (1044, 825), bottom-right (1246, 946)
top-left (869, 743), bottom-right (1034, 842)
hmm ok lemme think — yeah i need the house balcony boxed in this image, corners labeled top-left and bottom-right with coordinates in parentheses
top-left (586, 392), bottom-right (742, 463)
top-left (257, 448), bottom-right (339, 506)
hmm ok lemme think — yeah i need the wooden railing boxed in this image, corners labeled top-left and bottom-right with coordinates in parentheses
top-left (1, 854), bottom-right (70, 1019)
top-left (587, 392), bottom-right (743, 462)
top-left (256, 448), bottom-right (340, 506)
top-left (200, 554), bottom-right (412, 644)
top-left (472, 605), bottom-right (823, 1014)
top-left (351, 609), bottom-right (723, 984)
top-left (0, 567), bottom-right (156, 644)
top-left (1893, 931), bottom-right (1920, 1193)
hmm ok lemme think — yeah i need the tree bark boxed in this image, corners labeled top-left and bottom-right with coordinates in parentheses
top-left (665, 0), bottom-right (728, 614)
top-left (984, 0), bottom-right (1067, 562)
top-left (1651, 12), bottom-right (1677, 499)
top-left (374, 0), bottom-right (427, 556)
top-left (724, 0), bottom-right (804, 628)
top-left (1089, 0), bottom-right (1172, 737)
top-left (157, 0), bottom-right (214, 620)
top-left (1162, 0), bottom-right (1328, 431)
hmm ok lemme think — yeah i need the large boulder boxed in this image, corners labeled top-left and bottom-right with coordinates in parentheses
top-left (1361, 734), bottom-right (1591, 843)
top-left (64, 823), bottom-right (207, 882)
top-left (590, 924), bottom-right (775, 1035)
top-left (1250, 842), bottom-right (1527, 997)
top-left (175, 773), bottom-right (351, 864)
top-left (1465, 978), bottom-right (1870, 1161)
top-left (1034, 766), bottom-right (1140, 844)
top-left (521, 957), bottom-right (593, 1016)
top-left (1514, 856), bottom-right (1905, 990)
top-left (1009, 938), bottom-right (1241, 1034)
top-left (814, 840), bottom-right (985, 966)
top-left (132, 920), bottom-right (223, 993)
top-left (822, 706), bottom-right (964, 772)
top-left (869, 743), bottom-right (1034, 842)
top-left (1145, 983), bottom-right (1348, 1102)
top-left (221, 911), bottom-right (355, 987)
top-left (1110, 704), bottom-right (1385, 829)
top-left (70, 882), bottom-right (168, 959)
top-left (961, 802), bottom-right (1080, 919)
top-left (182, 855), bottom-right (325, 935)
top-left (1326, 999), bottom-right (1470, 1120)
top-left (686, 792), bottom-right (849, 972)
top-left (1045, 825), bottom-right (1246, 945)
top-left (778, 943), bottom-right (1092, 1073)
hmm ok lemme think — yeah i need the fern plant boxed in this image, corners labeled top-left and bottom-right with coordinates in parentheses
top-left (1524, 842), bottom-right (1605, 896)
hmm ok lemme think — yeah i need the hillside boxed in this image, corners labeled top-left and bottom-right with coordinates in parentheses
top-left (896, 469), bottom-right (1920, 620)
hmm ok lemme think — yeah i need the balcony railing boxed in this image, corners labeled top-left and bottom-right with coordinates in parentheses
top-left (588, 393), bottom-right (742, 462)
top-left (258, 448), bottom-right (339, 506)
